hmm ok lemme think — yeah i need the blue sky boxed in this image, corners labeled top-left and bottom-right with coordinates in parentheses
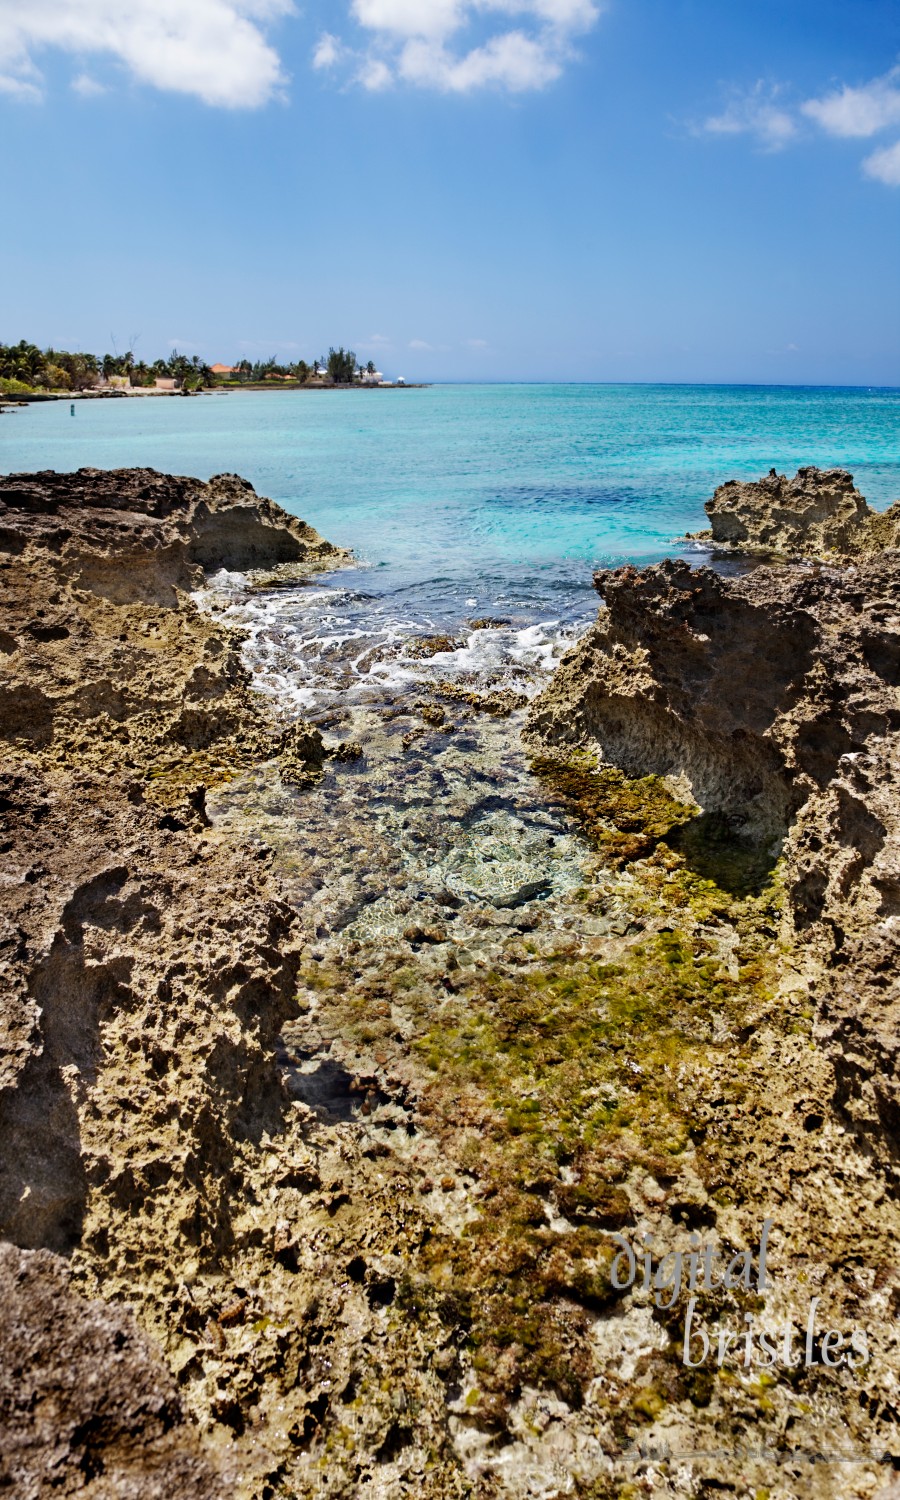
top-left (1, 0), bottom-right (898, 384)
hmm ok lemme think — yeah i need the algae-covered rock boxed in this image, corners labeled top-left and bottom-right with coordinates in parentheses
top-left (5, 461), bottom-right (900, 1499)
top-left (279, 718), bottom-right (327, 785)
top-left (526, 545), bottom-right (900, 1171)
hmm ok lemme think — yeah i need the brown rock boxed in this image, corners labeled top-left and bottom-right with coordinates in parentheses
top-left (279, 720), bottom-right (327, 785)
top-left (697, 464), bottom-right (900, 558)
top-left (527, 545), bottom-right (900, 1168)
top-left (0, 1241), bottom-right (229, 1499)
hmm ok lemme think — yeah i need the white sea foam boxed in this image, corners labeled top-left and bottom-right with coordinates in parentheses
top-left (193, 566), bottom-right (583, 721)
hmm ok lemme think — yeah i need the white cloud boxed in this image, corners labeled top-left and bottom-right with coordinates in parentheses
top-left (700, 82), bottom-right (797, 151)
top-left (802, 67), bottom-right (900, 138)
top-left (71, 73), bottom-right (105, 97)
top-left (398, 30), bottom-right (561, 91)
top-left (359, 56), bottom-right (393, 89)
top-left (864, 138), bottom-right (900, 186)
top-left (352, 0), bottom-right (598, 38)
top-left (409, 339), bottom-right (433, 350)
top-left (698, 65), bottom-right (900, 186)
top-left (0, 0), bottom-right (294, 108)
top-left (0, 56), bottom-right (42, 102)
top-left (313, 33), bottom-right (343, 70)
top-left (801, 63), bottom-right (900, 186)
top-left (352, 0), bottom-right (464, 39)
top-left (466, 338), bottom-right (489, 349)
top-left (321, 0), bottom-right (601, 94)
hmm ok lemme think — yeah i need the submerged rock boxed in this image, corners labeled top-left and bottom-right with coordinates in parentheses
top-left (442, 809), bottom-right (557, 906)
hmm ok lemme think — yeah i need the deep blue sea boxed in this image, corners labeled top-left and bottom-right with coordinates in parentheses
top-left (3, 383), bottom-right (899, 708)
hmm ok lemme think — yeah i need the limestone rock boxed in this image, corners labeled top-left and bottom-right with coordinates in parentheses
top-left (279, 719), bottom-right (327, 785)
top-left (0, 468), bottom-right (346, 778)
top-left (0, 469), bottom-right (342, 1495)
top-left (0, 467), bottom-right (345, 606)
top-left (526, 547), bottom-right (900, 1159)
top-left (0, 1241), bottom-right (229, 1499)
top-left (694, 464), bottom-right (900, 558)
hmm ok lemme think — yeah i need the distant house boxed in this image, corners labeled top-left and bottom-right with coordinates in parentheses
top-left (210, 363), bottom-right (238, 376)
top-left (154, 377), bottom-right (181, 391)
top-left (361, 369), bottom-right (384, 385)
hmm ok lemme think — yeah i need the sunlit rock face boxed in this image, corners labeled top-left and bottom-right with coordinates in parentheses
top-left (694, 464), bottom-right (900, 558)
top-left (527, 480), bottom-right (900, 1169)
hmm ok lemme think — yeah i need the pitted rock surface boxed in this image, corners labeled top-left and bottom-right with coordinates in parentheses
top-left (692, 464), bottom-right (900, 557)
top-left (4, 465), bottom-right (900, 1500)
top-left (528, 513), bottom-right (900, 1172)
top-left (0, 1241), bottom-right (229, 1499)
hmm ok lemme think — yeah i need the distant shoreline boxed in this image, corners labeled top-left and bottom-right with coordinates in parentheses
top-left (2, 384), bottom-right (430, 406)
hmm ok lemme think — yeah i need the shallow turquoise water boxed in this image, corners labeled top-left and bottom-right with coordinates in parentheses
top-left (3, 382), bottom-right (899, 648)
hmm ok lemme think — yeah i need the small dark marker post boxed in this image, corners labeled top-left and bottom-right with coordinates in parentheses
top-left (70, 404), bottom-right (75, 416)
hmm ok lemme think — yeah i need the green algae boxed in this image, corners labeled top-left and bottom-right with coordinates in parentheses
top-left (292, 751), bottom-right (788, 1421)
top-left (532, 756), bottom-right (780, 896)
top-left (530, 756), bottom-right (695, 866)
top-left (406, 634), bottom-right (459, 659)
top-left (409, 922), bottom-right (774, 1377)
top-left (398, 764), bottom-right (786, 1410)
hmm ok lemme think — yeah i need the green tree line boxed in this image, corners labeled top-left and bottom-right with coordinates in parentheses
top-left (0, 340), bottom-right (379, 394)
top-left (228, 348), bottom-right (375, 384)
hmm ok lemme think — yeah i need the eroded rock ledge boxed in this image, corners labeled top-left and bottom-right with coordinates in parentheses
top-left (0, 1241), bottom-right (228, 1499)
top-left (689, 464), bottom-right (900, 558)
top-left (0, 469), bottom-right (346, 1496)
top-left (528, 469), bottom-right (900, 1169)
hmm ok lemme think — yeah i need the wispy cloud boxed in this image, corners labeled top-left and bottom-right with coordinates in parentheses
top-left (0, 0), bottom-right (294, 108)
top-left (698, 81), bottom-right (797, 152)
top-left (864, 138), bottom-right (900, 187)
top-left (802, 66), bottom-right (900, 138)
top-left (314, 0), bottom-right (602, 94)
top-left (696, 63), bottom-right (900, 187)
top-left (312, 32), bottom-right (343, 71)
top-left (71, 73), bottom-right (105, 98)
top-left (0, 57), bottom-right (42, 102)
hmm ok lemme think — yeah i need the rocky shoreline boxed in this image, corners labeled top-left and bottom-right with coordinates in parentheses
top-left (1, 465), bottom-right (899, 1499)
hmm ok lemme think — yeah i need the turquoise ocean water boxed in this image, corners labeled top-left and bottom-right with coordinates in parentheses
top-left (3, 383), bottom-right (899, 705)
